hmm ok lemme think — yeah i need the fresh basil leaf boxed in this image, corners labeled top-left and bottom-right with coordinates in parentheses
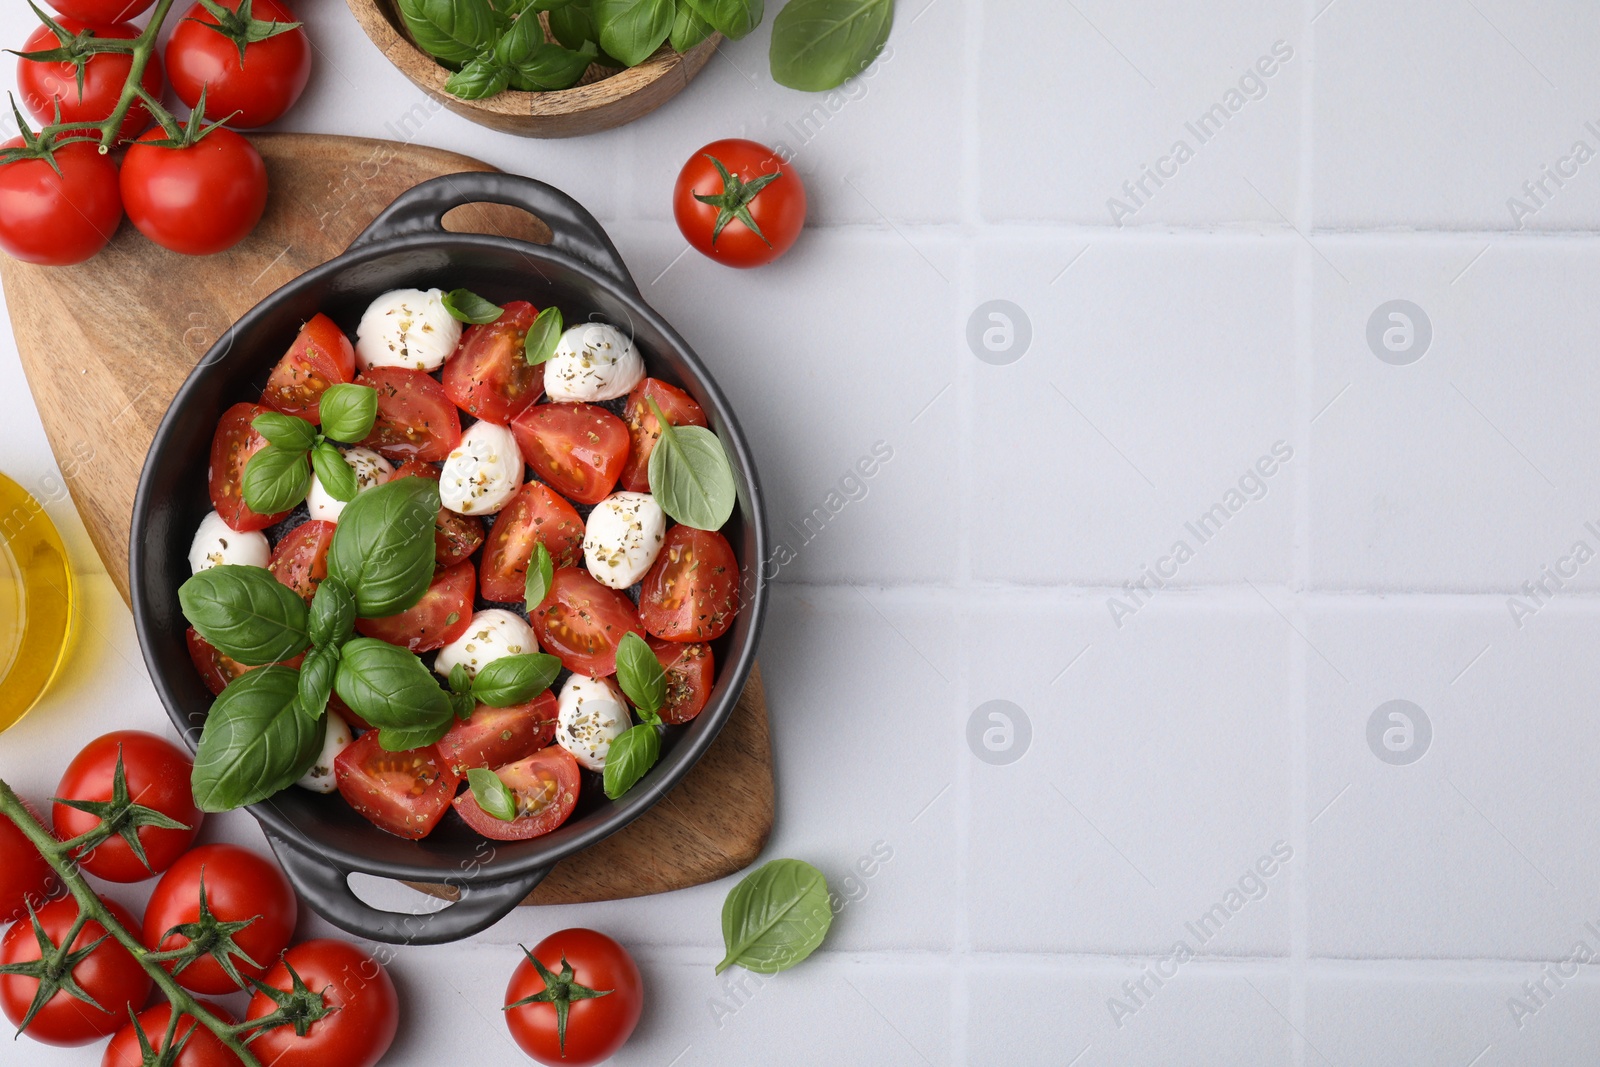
top-left (308, 577), bottom-right (356, 648)
top-left (548, 0), bottom-right (595, 48)
top-left (319, 383), bottom-right (378, 444)
top-left (309, 441), bottom-right (359, 504)
top-left (510, 38), bottom-right (598, 90)
top-left (396, 0), bottom-right (497, 65)
top-left (378, 719), bottom-right (454, 752)
top-left (471, 652), bottom-right (561, 707)
top-left (467, 767), bottom-right (518, 820)
top-left (252, 411), bottom-right (316, 452)
top-left (443, 288), bottom-right (504, 323)
top-left (449, 662), bottom-right (472, 695)
top-left (522, 306), bottom-right (564, 366)
top-left (445, 53), bottom-right (513, 98)
top-left (716, 858), bottom-right (832, 974)
top-left (327, 477), bottom-right (441, 618)
top-left (683, 0), bottom-right (760, 39)
top-left (524, 542), bottom-right (554, 606)
top-left (242, 443), bottom-right (313, 515)
top-left (646, 400), bottom-right (737, 530)
top-left (297, 646), bottom-right (338, 724)
top-left (179, 565), bottom-right (311, 666)
top-left (494, 6), bottom-right (542, 65)
top-left (595, 0), bottom-right (672, 66)
top-left (602, 722), bottom-right (659, 800)
top-left (769, 0), bottom-right (892, 92)
top-left (334, 637), bottom-right (455, 732)
top-left (447, 662), bottom-right (476, 718)
top-left (670, 0), bottom-right (713, 50)
top-left (614, 631), bottom-right (665, 717)
top-left (191, 667), bottom-right (326, 813)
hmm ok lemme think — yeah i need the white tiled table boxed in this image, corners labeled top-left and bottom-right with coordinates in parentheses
top-left (4, 1), bottom-right (1599, 1063)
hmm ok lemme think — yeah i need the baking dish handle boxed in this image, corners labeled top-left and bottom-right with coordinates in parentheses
top-left (348, 171), bottom-right (638, 294)
top-left (264, 831), bottom-right (550, 946)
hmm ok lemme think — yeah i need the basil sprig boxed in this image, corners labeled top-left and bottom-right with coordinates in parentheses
top-left (191, 667), bottom-right (326, 812)
top-left (327, 477), bottom-right (441, 618)
top-left (307, 577), bottom-right (356, 649)
top-left (467, 767), bottom-right (518, 821)
top-left (296, 646), bottom-right (339, 723)
top-left (396, 0), bottom-right (497, 65)
top-left (524, 307), bottom-right (563, 366)
top-left (769, 0), bottom-right (893, 92)
top-left (179, 565), bottom-right (311, 666)
top-left (320, 383), bottom-right (379, 443)
top-left (334, 638), bottom-right (456, 751)
top-left (603, 632), bottom-right (665, 799)
top-left (716, 859), bottom-right (833, 975)
top-left (446, 651), bottom-right (562, 714)
top-left (240, 383), bottom-right (378, 513)
top-left (646, 397), bottom-right (737, 531)
top-left (594, 0), bottom-right (672, 66)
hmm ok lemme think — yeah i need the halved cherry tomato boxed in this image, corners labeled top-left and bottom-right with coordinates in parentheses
top-left (650, 636), bottom-right (713, 724)
top-left (356, 367), bottom-right (461, 463)
top-left (394, 458), bottom-right (484, 568)
top-left (0, 896), bottom-right (151, 1047)
top-left (261, 314), bottom-right (356, 423)
top-left (620, 378), bottom-right (707, 493)
top-left (639, 526), bottom-right (740, 642)
top-left (268, 519), bottom-right (336, 601)
top-left (530, 567), bottom-right (644, 677)
top-left (334, 733), bottom-right (460, 840)
top-left (53, 731), bottom-right (203, 883)
top-left (185, 628), bottom-right (304, 696)
top-left (353, 560), bottom-right (474, 653)
top-left (103, 1000), bottom-right (238, 1067)
top-left (452, 746), bottom-right (579, 841)
top-left (510, 403), bottom-right (628, 506)
top-left (442, 300), bottom-right (544, 424)
top-left (208, 402), bottom-right (290, 532)
top-left (143, 844), bottom-right (296, 994)
top-left (436, 691), bottom-right (558, 776)
top-left (479, 481), bottom-right (585, 603)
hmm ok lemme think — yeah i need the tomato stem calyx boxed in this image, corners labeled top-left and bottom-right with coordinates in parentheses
top-left (189, 0), bottom-right (303, 68)
top-left (504, 950), bottom-right (613, 1056)
top-left (691, 154), bottom-right (783, 248)
top-left (54, 745), bottom-right (193, 875)
top-left (155, 870), bottom-right (265, 988)
top-left (243, 957), bottom-right (336, 1038)
top-left (0, 903), bottom-right (110, 1034)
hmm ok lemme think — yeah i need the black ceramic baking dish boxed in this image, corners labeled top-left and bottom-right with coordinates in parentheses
top-left (129, 173), bottom-right (767, 945)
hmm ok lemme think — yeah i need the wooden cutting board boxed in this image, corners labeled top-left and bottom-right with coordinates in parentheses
top-left (0, 133), bottom-right (773, 905)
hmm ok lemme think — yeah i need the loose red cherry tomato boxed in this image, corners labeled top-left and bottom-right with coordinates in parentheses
top-left (453, 745), bottom-right (579, 842)
top-left (185, 627), bottom-right (304, 696)
top-left (244, 940), bottom-right (398, 1067)
top-left (639, 526), bottom-right (740, 642)
top-left (620, 378), bottom-right (707, 493)
top-left (650, 636), bottom-right (713, 724)
top-left (530, 567), bottom-right (644, 677)
top-left (504, 928), bottom-right (642, 1066)
top-left (143, 844), bottom-right (297, 994)
top-left (334, 732), bottom-right (460, 839)
top-left (353, 558), bottom-right (475, 652)
top-left (0, 138), bottom-right (121, 266)
top-left (165, 0), bottom-right (311, 129)
top-left (261, 313), bottom-right (356, 423)
top-left (268, 519), bottom-right (336, 602)
top-left (0, 801), bottom-right (61, 924)
top-left (442, 300), bottom-right (545, 424)
top-left (357, 367), bottom-right (462, 463)
top-left (436, 691), bottom-right (558, 776)
top-left (510, 403), bottom-right (629, 506)
top-left (53, 731), bottom-right (203, 883)
top-left (207, 401), bottom-right (290, 532)
top-left (17, 18), bottom-right (163, 143)
top-left (102, 1000), bottom-right (240, 1067)
top-left (0, 896), bottom-right (152, 1047)
top-left (478, 481), bottom-right (585, 602)
top-left (674, 139), bottom-right (806, 269)
top-left (394, 459), bottom-right (485, 567)
top-left (120, 127), bottom-right (267, 255)
top-left (47, 0), bottom-right (155, 21)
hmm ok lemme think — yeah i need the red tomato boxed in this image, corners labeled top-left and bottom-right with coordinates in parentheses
top-left (650, 637), bottom-right (713, 724)
top-left (394, 458), bottom-right (485, 567)
top-left (143, 844), bottom-right (296, 995)
top-left (442, 300), bottom-right (545, 423)
top-left (120, 127), bottom-right (267, 255)
top-left (620, 378), bottom-right (707, 493)
top-left (530, 567), bottom-right (644, 677)
top-left (185, 627), bottom-right (303, 695)
top-left (334, 732), bottom-right (460, 840)
top-left (0, 138), bottom-right (121, 266)
top-left (453, 746), bottom-right (579, 842)
top-left (504, 928), bottom-right (642, 1066)
top-left (511, 403), bottom-right (629, 506)
top-left (165, 0), bottom-right (311, 129)
top-left (267, 519), bottom-right (335, 602)
top-left (17, 19), bottom-right (163, 143)
top-left (639, 526), bottom-right (740, 642)
top-left (244, 940), bottom-right (398, 1067)
top-left (357, 367), bottom-right (462, 463)
top-left (46, 0), bottom-right (154, 21)
top-left (436, 691), bottom-right (558, 776)
top-left (353, 559), bottom-right (474, 652)
top-left (479, 481), bottom-right (584, 602)
top-left (674, 139), bottom-right (806, 269)
top-left (207, 401), bottom-right (290, 532)
top-left (53, 731), bottom-right (203, 883)
top-left (0, 801), bottom-right (61, 924)
top-left (0, 896), bottom-right (151, 1047)
top-left (102, 1000), bottom-right (240, 1067)
top-left (261, 313), bottom-right (356, 422)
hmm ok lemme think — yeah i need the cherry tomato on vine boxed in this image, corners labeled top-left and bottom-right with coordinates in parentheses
top-left (143, 844), bottom-right (297, 995)
top-left (0, 896), bottom-right (152, 1047)
top-left (120, 127), bottom-right (267, 255)
top-left (504, 928), bottom-right (643, 1066)
top-left (244, 940), bottom-right (398, 1067)
top-left (0, 139), bottom-right (121, 266)
top-left (52, 731), bottom-right (203, 883)
top-left (17, 18), bottom-right (164, 143)
top-left (0, 801), bottom-right (61, 924)
top-left (47, 0), bottom-right (154, 22)
top-left (166, 0), bottom-right (311, 129)
top-left (673, 139), bottom-right (806, 269)
top-left (102, 1000), bottom-right (241, 1067)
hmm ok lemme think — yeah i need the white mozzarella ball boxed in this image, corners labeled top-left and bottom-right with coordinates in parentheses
top-left (296, 711), bottom-right (352, 794)
top-left (306, 447), bottom-right (394, 523)
top-left (439, 420), bottom-right (524, 516)
top-left (355, 288), bottom-right (462, 372)
top-left (434, 609), bottom-right (538, 680)
top-left (556, 674), bottom-right (631, 772)
top-left (583, 492), bottom-right (666, 589)
top-left (188, 510), bottom-right (270, 574)
top-left (543, 322), bottom-right (644, 402)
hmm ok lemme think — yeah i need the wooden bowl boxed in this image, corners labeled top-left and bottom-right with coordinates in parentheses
top-left (344, 0), bottom-right (722, 138)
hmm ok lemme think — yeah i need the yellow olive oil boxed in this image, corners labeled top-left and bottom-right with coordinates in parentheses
top-left (0, 472), bottom-right (74, 733)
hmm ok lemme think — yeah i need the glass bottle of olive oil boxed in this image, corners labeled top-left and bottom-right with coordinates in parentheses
top-left (0, 472), bottom-right (74, 733)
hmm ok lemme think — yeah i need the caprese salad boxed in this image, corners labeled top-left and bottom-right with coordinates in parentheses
top-left (176, 286), bottom-right (743, 844)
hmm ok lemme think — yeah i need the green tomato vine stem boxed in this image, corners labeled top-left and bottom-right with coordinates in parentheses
top-left (28, 0), bottom-right (183, 151)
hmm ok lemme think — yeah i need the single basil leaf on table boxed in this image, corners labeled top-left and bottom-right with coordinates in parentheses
top-left (179, 565), bottom-right (311, 666)
top-left (646, 399), bottom-right (737, 531)
top-left (318, 383), bottom-right (379, 444)
top-left (594, 0), bottom-right (673, 67)
top-left (510, 39), bottom-right (598, 91)
top-left (601, 722), bottom-right (660, 800)
top-left (251, 411), bottom-right (316, 452)
top-left (471, 652), bottom-right (562, 708)
top-left (467, 767), bottom-right (519, 821)
top-left (326, 476), bottom-right (441, 618)
top-left (769, 0), bottom-right (893, 92)
top-left (716, 858), bottom-right (832, 974)
top-left (442, 288), bottom-right (504, 323)
top-left (396, 0), bottom-right (498, 65)
top-left (296, 646), bottom-right (339, 723)
top-left (682, 0), bottom-right (760, 39)
top-left (614, 631), bottom-right (664, 718)
top-left (309, 440), bottom-right (359, 504)
top-left (524, 541), bottom-right (555, 605)
top-left (334, 637), bottom-right (455, 731)
top-left (307, 577), bottom-right (356, 649)
top-left (242, 443), bottom-right (313, 515)
top-left (192, 667), bottom-right (326, 813)
top-left (669, 0), bottom-right (713, 52)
